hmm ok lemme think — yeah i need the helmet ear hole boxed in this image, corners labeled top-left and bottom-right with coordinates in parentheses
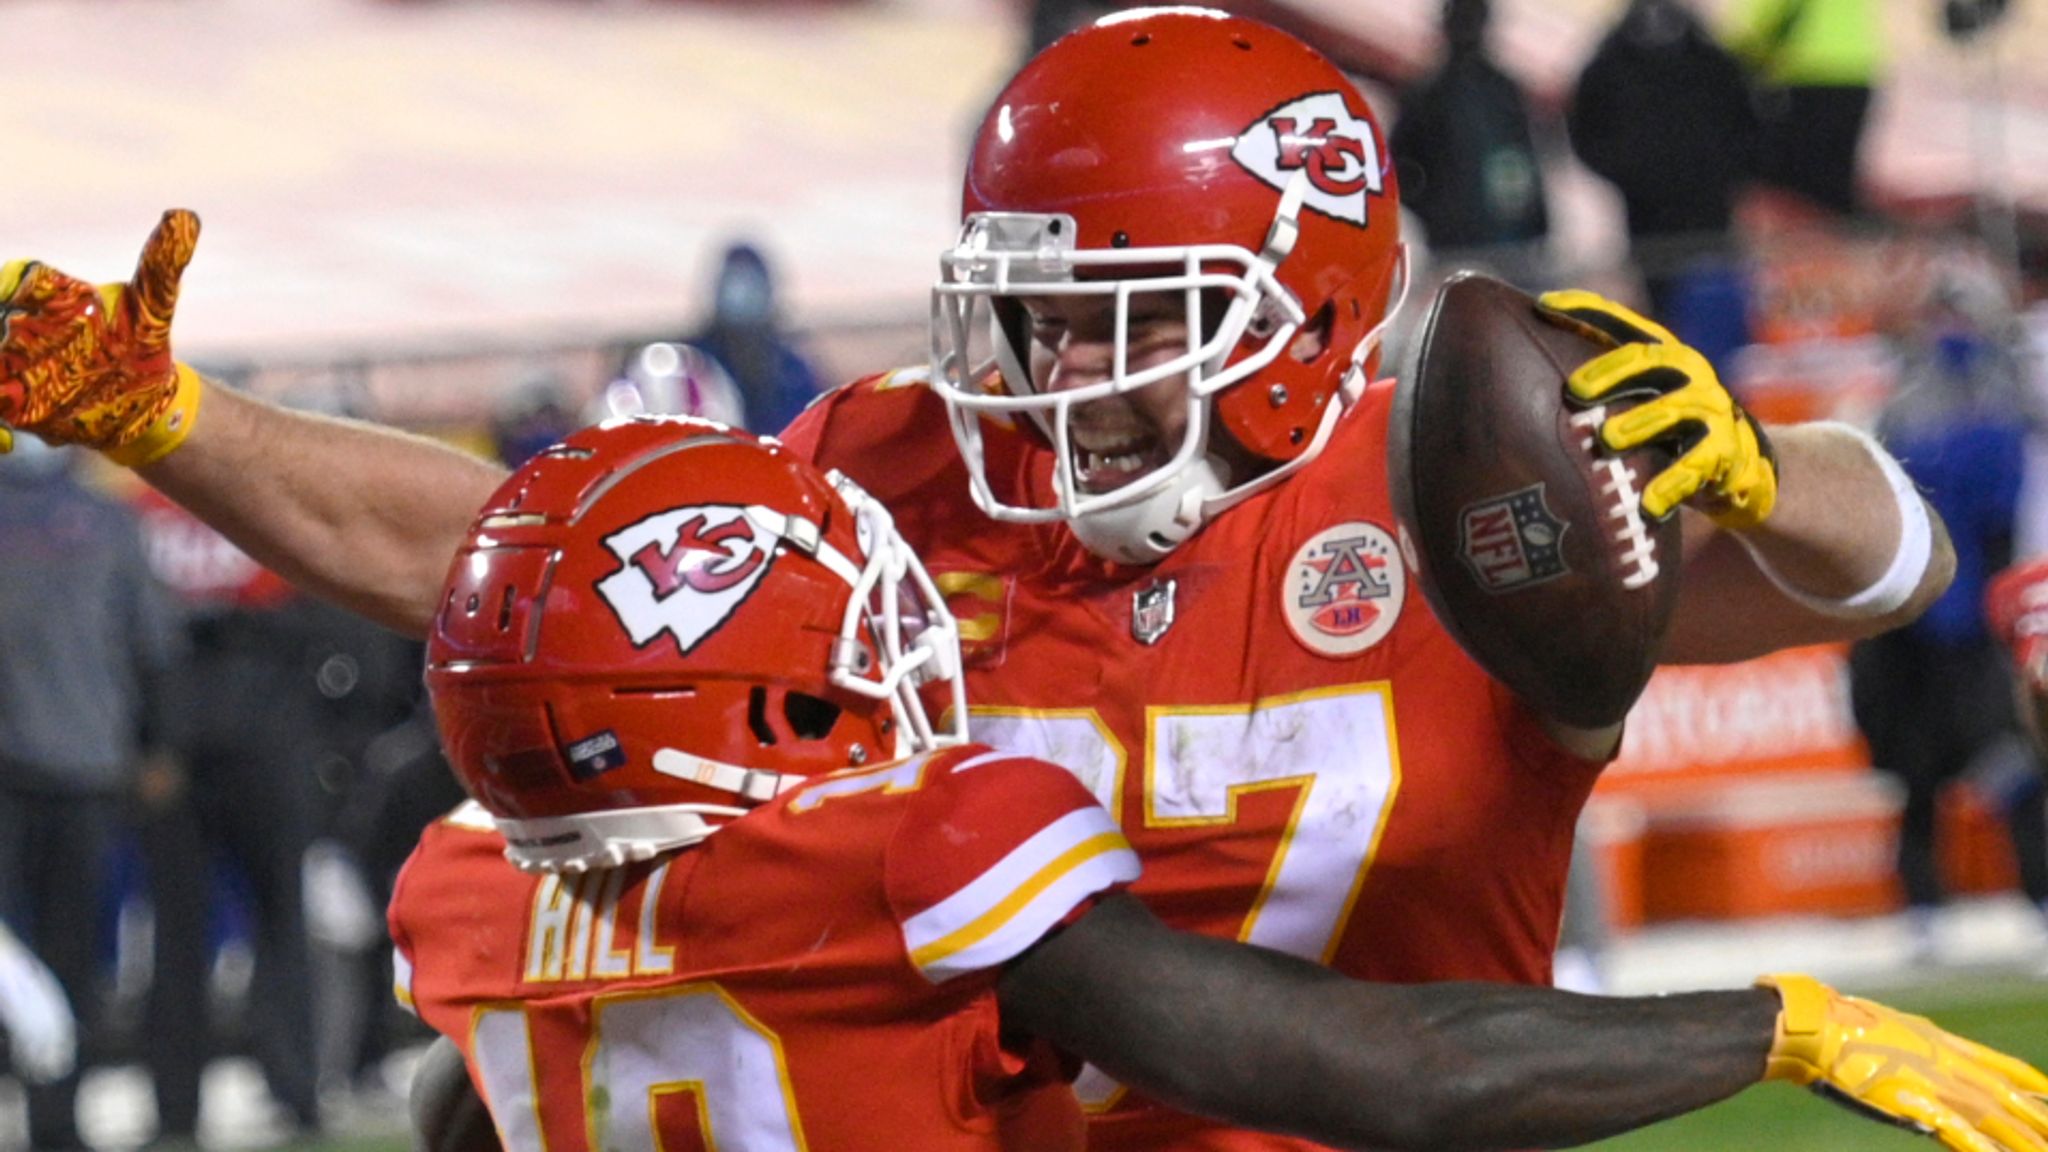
top-left (1291, 301), bottom-right (1336, 364)
top-left (783, 691), bottom-right (843, 740)
top-left (745, 686), bottom-right (847, 747)
top-left (746, 686), bottom-right (779, 746)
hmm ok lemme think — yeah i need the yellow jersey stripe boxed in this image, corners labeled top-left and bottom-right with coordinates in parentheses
top-left (909, 831), bottom-right (1127, 969)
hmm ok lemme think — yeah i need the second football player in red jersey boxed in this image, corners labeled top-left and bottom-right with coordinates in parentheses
top-left (396, 419), bottom-right (2045, 1152)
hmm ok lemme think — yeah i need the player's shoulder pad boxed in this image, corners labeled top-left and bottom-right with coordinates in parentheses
top-left (778, 366), bottom-right (941, 454)
top-left (778, 366), bottom-right (972, 506)
top-left (441, 800), bottom-right (498, 832)
top-left (883, 745), bottom-right (1138, 983)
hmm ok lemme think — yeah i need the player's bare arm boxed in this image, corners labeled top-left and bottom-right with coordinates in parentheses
top-left (1001, 893), bottom-right (2048, 1152)
top-left (1536, 291), bottom-right (1955, 666)
top-left (141, 381), bottom-right (502, 636)
top-left (0, 211), bottom-right (506, 637)
top-left (1665, 421), bottom-right (1955, 663)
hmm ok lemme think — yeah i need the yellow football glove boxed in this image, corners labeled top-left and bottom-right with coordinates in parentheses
top-left (1758, 973), bottom-right (2048, 1152)
top-left (1536, 289), bottom-right (1776, 530)
top-left (0, 209), bottom-right (204, 466)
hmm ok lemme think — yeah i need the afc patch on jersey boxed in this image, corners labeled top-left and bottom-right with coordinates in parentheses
top-left (594, 503), bottom-right (778, 654)
top-left (1283, 521), bottom-right (1405, 657)
top-left (1231, 91), bottom-right (1386, 228)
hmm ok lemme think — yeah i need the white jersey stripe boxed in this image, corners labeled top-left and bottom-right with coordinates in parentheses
top-left (903, 805), bottom-right (1139, 982)
top-left (912, 844), bottom-right (1138, 982)
top-left (392, 947), bottom-right (416, 1015)
top-left (946, 749), bottom-right (1022, 774)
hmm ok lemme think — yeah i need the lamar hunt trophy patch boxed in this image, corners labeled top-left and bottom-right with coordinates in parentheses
top-left (1458, 484), bottom-right (1569, 593)
top-left (1283, 521), bottom-right (1404, 657)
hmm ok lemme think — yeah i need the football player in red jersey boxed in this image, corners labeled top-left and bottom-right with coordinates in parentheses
top-left (398, 416), bottom-right (2047, 1152)
top-left (0, 9), bottom-right (1962, 1152)
top-left (1990, 557), bottom-right (2048, 727)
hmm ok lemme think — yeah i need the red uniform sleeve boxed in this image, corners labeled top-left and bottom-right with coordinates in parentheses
top-left (1988, 557), bottom-right (2048, 675)
top-left (387, 802), bottom-right (507, 1019)
top-left (883, 748), bottom-right (1139, 984)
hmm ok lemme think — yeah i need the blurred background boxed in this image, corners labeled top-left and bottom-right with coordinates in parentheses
top-left (1, 0), bottom-right (2046, 1150)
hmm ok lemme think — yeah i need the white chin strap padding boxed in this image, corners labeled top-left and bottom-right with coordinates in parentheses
top-left (498, 806), bottom-right (740, 874)
top-left (1068, 454), bottom-right (1230, 566)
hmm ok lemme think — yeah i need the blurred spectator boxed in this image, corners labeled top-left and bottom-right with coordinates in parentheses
top-left (1851, 256), bottom-right (2044, 956)
top-left (1390, 0), bottom-right (1551, 287)
top-left (1721, 0), bottom-right (1884, 217)
top-left (1943, 0), bottom-right (2012, 43)
top-left (131, 488), bottom-right (424, 1145)
top-left (0, 921), bottom-right (74, 1089)
top-left (486, 374), bottom-right (580, 469)
top-left (597, 342), bottom-right (746, 431)
top-left (666, 241), bottom-right (822, 433)
top-left (0, 441), bottom-right (182, 1152)
top-left (1568, 0), bottom-right (1759, 347)
top-left (312, 702), bottom-right (462, 1108)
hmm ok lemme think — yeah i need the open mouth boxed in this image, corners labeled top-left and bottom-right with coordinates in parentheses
top-left (1072, 431), bottom-right (1168, 494)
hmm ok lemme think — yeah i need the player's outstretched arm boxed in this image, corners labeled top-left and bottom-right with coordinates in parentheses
top-left (1534, 291), bottom-right (1955, 664)
top-left (409, 1035), bottom-right (502, 1152)
top-left (142, 382), bottom-right (504, 636)
top-left (0, 212), bottom-right (507, 636)
top-left (1001, 894), bottom-right (2048, 1152)
top-left (1660, 422), bottom-right (1956, 662)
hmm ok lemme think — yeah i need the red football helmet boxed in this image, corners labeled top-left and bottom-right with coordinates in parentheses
top-left (425, 417), bottom-right (967, 873)
top-left (930, 7), bottom-right (1407, 564)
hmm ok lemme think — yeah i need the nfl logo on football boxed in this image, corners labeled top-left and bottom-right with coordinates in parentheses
top-left (1457, 484), bottom-right (1569, 594)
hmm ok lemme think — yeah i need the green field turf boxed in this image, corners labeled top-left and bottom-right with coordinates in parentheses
top-left (276, 975), bottom-right (2048, 1152)
top-left (1589, 975), bottom-right (2048, 1152)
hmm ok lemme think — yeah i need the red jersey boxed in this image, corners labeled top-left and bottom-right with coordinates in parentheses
top-left (781, 373), bottom-right (1609, 1150)
top-left (389, 744), bottom-right (1140, 1152)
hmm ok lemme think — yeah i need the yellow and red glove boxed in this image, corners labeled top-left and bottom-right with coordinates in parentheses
top-left (1758, 973), bottom-right (2048, 1152)
top-left (1536, 289), bottom-right (1777, 530)
top-left (0, 209), bottom-right (203, 466)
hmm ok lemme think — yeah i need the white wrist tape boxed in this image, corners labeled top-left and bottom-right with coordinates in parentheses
top-left (1736, 423), bottom-right (1933, 620)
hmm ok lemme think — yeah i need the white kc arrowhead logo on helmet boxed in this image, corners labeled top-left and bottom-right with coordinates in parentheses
top-left (594, 504), bottom-right (778, 654)
top-left (1231, 91), bottom-right (1384, 227)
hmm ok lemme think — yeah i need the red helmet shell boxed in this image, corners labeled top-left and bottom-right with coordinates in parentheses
top-left (963, 8), bottom-right (1402, 461)
top-left (426, 419), bottom-right (892, 828)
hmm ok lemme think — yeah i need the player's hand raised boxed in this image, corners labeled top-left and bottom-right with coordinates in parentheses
top-left (1758, 973), bottom-right (2048, 1152)
top-left (0, 209), bottom-right (204, 465)
top-left (1536, 289), bottom-right (1777, 530)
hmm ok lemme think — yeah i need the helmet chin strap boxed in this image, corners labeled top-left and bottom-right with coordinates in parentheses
top-left (1067, 454), bottom-right (1232, 565)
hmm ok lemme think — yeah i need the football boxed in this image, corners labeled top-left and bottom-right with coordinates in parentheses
top-left (1388, 272), bottom-right (1682, 729)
